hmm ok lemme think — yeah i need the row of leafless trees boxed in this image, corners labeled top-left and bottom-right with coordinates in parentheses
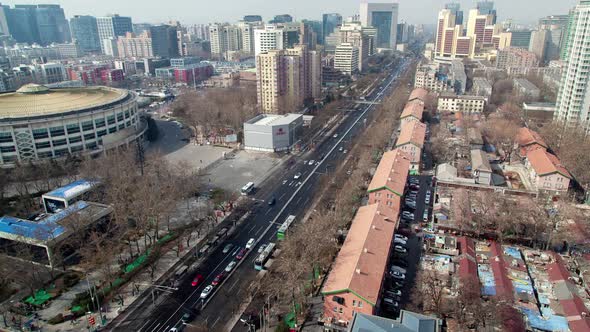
top-left (171, 86), bottom-right (258, 138)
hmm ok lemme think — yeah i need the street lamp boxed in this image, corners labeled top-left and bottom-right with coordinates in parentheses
top-left (240, 318), bottom-right (255, 332)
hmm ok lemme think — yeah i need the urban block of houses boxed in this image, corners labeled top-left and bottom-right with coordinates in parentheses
top-left (524, 148), bottom-right (571, 193)
top-left (400, 100), bottom-right (424, 126)
top-left (395, 121), bottom-right (426, 174)
top-left (367, 149), bottom-right (411, 208)
top-left (437, 92), bottom-right (487, 114)
top-left (321, 203), bottom-right (399, 329)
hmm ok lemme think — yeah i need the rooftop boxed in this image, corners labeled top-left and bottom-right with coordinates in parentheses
top-left (0, 85), bottom-right (129, 119)
top-left (471, 149), bottom-right (492, 173)
top-left (516, 127), bottom-right (547, 149)
top-left (349, 311), bottom-right (441, 332)
top-left (400, 100), bottom-right (424, 120)
top-left (247, 113), bottom-right (302, 126)
top-left (0, 201), bottom-right (112, 243)
top-left (513, 78), bottom-right (540, 91)
top-left (322, 203), bottom-right (397, 306)
top-left (368, 149), bottom-right (411, 197)
top-left (408, 88), bottom-right (428, 102)
top-left (526, 149), bottom-right (572, 179)
top-left (396, 121), bottom-right (426, 148)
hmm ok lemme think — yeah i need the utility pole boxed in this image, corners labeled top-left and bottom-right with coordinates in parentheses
top-left (136, 139), bottom-right (145, 176)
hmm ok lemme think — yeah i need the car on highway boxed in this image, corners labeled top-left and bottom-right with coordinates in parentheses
top-left (191, 274), bottom-right (204, 287)
top-left (308, 160), bottom-right (315, 165)
top-left (338, 146), bottom-right (344, 152)
top-left (211, 273), bottom-right (225, 286)
top-left (268, 197), bottom-right (276, 205)
top-left (236, 248), bottom-right (247, 260)
top-left (258, 244), bottom-right (267, 254)
top-left (294, 172), bottom-right (302, 180)
top-left (246, 238), bottom-right (256, 249)
top-left (343, 149), bottom-right (348, 154)
top-left (200, 285), bottom-right (213, 299)
top-left (333, 133), bottom-right (338, 138)
top-left (225, 261), bottom-right (237, 272)
top-left (222, 244), bottom-right (233, 254)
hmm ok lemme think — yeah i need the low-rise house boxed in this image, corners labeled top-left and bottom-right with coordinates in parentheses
top-left (513, 78), bottom-right (540, 100)
top-left (470, 149), bottom-right (493, 185)
top-left (321, 203), bottom-right (398, 329)
top-left (515, 127), bottom-right (548, 158)
top-left (467, 127), bottom-right (484, 150)
top-left (400, 100), bottom-right (424, 126)
top-left (525, 149), bottom-right (571, 193)
top-left (438, 92), bottom-right (486, 114)
top-left (408, 87), bottom-right (428, 103)
top-left (395, 121), bottom-right (426, 174)
top-left (367, 149), bottom-right (410, 213)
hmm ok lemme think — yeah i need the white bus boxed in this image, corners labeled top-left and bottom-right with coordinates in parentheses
top-left (254, 243), bottom-right (276, 270)
top-left (241, 182), bottom-right (255, 195)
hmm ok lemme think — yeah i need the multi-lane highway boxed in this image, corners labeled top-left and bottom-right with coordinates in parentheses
top-left (110, 58), bottom-right (413, 332)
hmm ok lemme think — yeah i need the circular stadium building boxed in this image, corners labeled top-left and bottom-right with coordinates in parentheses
top-left (0, 84), bottom-right (147, 167)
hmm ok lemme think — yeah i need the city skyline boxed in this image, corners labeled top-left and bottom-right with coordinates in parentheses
top-left (0, 0), bottom-right (577, 25)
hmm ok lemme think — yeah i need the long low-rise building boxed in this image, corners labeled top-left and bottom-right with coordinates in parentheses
top-left (367, 148), bottom-right (411, 207)
top-left (0, 84), bottom-right (147, 167)
top-left (438, 92), bottom-right (487, 113)
top-left (396, 121), bottom-right (426, 174)
top-left (243, 113), bottom-right (303, 152)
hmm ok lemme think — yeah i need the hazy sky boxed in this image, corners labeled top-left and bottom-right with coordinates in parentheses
top-left (2, 0), bottom-right (577, 25)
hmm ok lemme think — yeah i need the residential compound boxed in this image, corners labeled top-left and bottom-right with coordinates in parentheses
top-left (255, 45), bottom-right (321, 114)
top-left (320, 89), bottom-right (429, 328)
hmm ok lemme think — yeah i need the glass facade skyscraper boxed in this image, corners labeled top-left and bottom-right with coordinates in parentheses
top-left (322, 13), bottom-right (342, 45)
top-left (70, 15), bottom-right (101, 53)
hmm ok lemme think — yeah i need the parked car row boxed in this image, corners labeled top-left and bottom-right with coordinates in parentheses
top-left (382, 233), bottom-right (410, 311)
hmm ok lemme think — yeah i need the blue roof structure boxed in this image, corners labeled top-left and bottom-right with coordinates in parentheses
top-left (349, 311), bottom-right (441, 332)
top-left (42, 179), bottom-right (98, 200)
top-left (479, 264), bottom-right (496, 296)
top-left (0, 201), bottom-right (90, 242)
top-left (520, 307), bottom-right (569, 332)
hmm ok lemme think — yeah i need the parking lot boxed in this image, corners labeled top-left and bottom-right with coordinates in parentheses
top-left (380, 174), bottom-right (434, 317)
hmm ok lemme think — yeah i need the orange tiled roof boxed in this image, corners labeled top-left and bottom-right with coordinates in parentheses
top-left (516, 127), bottom-right (547, 149)
top-left (409, 88), bottom-right (428, 102)
top-left (400, 100), bottom-right (424, 121)
top-left (526, 149), bottom-right (572, 179)
top-left (367, 149), bottom-right (411, 197)
top-left (396, 121), bottom-right (426, 148)
top-left (322, 203), bottom-right (398, 306)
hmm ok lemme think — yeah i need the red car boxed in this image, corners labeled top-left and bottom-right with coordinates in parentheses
top-left (191, 274), bottom-right (204, 287)
top-left (211, 273), bottom-right (225, 286)
top-left (236, 248), bottom-right (247, 260)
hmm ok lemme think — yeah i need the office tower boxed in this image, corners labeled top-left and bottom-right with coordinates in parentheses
top-left (150, 25), bottom-right (179, 58)
top-left (256, 45), bottom-right (319, 114)
top-left (34, 5), bottom-right (70, 45)
top-left (539, 15), bottom-right (569, 61)
top-left (254, 25), bottom-right (285, 56)
top-left (270, 14), bottom-right (293, 24)
top-left (243, 15), bottom-right (263, 23)
top-left (444, 2), bottom-right (463, 25)
top-left (97, 15), bottom-right (133, 54)
top-left (70, 15), bottom-right (101, 53)
top-left (477, 1), bottom-right (497, 23)
top-left (360, 1), bottom-right (399, 49)
top-left (509, 29), bottom-right (532, 48)
top-left (322, 13), bottom-right (342, 45)
top-left (133, 23), bottom-right (153, 35)
top-left (102, 38), bottom-right (118, 56)
top-left (555, 0), bottom-right (590, 131)
top-left (117, 32), bottom-right (153, 58)
top-left (529, 30), bottom-right (549, 62)
top-left (300, 22), bottom-right (317, 50)
top-left (339, 21), bottom-right (375, 72)
top-left (238, 21), bottom-right (256, 54)
top-left (208, 23), bottom-right (227, 59)
top-left (435, 9), bottom-right (475, 59)
top-left (334, 43), bottom-right (359, 76)
top-left (302, 20), bottom-right (323, 48)
top-left (466, 8), bottom-right (495, 45)
top-left (1, 4), bottom-right (69, 45)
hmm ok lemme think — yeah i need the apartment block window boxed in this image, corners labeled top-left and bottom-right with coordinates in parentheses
top-left (52, 139), bottom-right (67, 147)
top-left (66, 124), bottom-right (81, 134)
top-left (358, 301), bottom-right (363, 308)
top-left (35, 142), bottom-right (51, 149)
top-left (117, 113), bottom-right (124, 121)
top-left (108, 126), bottom-right (117, 134)
top-left (97, 130), bottom-right (107, 137)
top-left (0, 146), bottom-right (16, 153)
top-left (95, 118), bottom-right (106, 128)
top-left (69, 136), bottom-right (82, 144)
top-left (118, 124), bottom-right (125, 130)
top-left (82, 121), bottom-right (94, 131)
top-left (352, 300), bottom-right (356, 307)
top-left (107, 114), bottom-right (116, 125)
top-left (84, 133), bottom-right (96, 141)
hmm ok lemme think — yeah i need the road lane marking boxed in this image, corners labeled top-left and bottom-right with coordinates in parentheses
top-left (228, 278), bottom-right (240, 292)
top-left (264, 209), bottom-right (272, 215)
top-left (279, 192), bottom-right (287, 200)
top-left (211, 316), bottom-right (221, 328)
top-left (254, 227), bottom-right (263, 236)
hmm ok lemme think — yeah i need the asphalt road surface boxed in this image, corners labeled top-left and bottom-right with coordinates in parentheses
top-left (111, 59), bottom-right (413, 332)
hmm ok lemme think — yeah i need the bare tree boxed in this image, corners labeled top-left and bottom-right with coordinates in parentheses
top-left (483, 117), bottom-right (519, 163)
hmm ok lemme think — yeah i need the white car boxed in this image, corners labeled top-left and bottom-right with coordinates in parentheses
top-left (258, 244), bottom-right (267, 254)
top-left (390, 270), bottom-right (406, 279)
top-left (246, 238), bottom-right (255, 249)
top-left (308, 160), bottom-right (315, 165)
top-left (394, 245), bottom-right (407, 254)
top-left (394, 234), bottom-right (408, 241)
top-left (394, 238), bottom-right (407, 245)
top-left (294, 172), bottom-right (302, 180)
top-left (225, 261), bottom-right (237, 272)
top-left (333, 134), bottom-right (339, 138)
top-left (200, 285), bottom-right (213, 299)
